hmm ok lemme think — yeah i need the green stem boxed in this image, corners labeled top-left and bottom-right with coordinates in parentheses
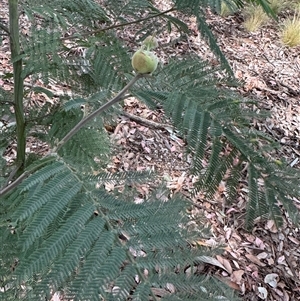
top-left (53, 73), bottom-right (145, 153)
top-left (9, 0), bottom-right (25, 175)
top-left (0, 73), bottom-right (146, 197)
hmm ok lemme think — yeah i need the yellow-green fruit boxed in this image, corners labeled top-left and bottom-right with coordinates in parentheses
top-left (142, 36), bottom-right (158, 50)
top-left (131, 50), bottom-right (158, 74)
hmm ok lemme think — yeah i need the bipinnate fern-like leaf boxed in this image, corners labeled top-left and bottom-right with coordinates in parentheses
top-left (0, 162), bottom-right (239, 300)
top-left (36, 217), bottom-right (107, 290)
top-left (10, 170), bottom-right (75, 223)
top-left (224, 127), bottom-right (300, 227)
top-left (18, 182), bottom-right (82, 250)
top-left (133, 57), bottom-right (300, 229)
top-left (45, 107), bottom-right (110, 172)
top-left (22, 0), bottom-right (107, 28)
top-left (17, 160), bottom-right (65, 192)
top-left (16, 203), bottom-right (95, 282)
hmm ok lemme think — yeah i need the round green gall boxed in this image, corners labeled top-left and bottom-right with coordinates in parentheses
top-left (131, 49), bottom-right (158, 74)
top-left (142, 36), bottom-right (158, 50)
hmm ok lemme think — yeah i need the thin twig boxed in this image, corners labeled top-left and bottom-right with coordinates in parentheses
top-left (25, 113), bottom-right (56, 124)
top-left (23, 82), bottom-right (73, 97)
top-left (0, 100), bottom-right (15, 105)
top-left (0, 22), bottom-right (10, 34)
top-left (122, 111), bottom-right (173, 131)
top-left (0, 171), bottom-right (29, 197)
top-left (61, 8), bottom-right (175, 41)
top-left (5, 162), bottom-right (22, 187)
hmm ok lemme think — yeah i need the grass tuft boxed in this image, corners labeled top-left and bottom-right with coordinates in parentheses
top-left (294, 1), bottom-right (300, 13)
top-left (243, 5), bottom-right (269, 32)
top-left (280, 15), bottom-right (300, 47)
top-left (220, 1), bottom-right (232, 17)
top-left (268, 0), bottom-right (289, 15)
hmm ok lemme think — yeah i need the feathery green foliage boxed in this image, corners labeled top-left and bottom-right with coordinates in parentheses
top-left (133, 56), bottom-right (300, 228)
top-left (1, 162), bottom-right (237, 300)
top-left (0, 0), bottom-right (299, 300)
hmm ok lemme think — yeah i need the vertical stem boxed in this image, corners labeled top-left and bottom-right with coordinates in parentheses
top-left (9, 0), bottom-right (25, 175)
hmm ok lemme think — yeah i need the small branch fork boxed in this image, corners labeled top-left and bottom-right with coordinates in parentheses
top-left (0, 73), bottom-right (147, 197)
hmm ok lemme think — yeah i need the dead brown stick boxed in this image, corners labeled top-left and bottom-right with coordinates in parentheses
top-left (121, 111), bottom-right (173, 131)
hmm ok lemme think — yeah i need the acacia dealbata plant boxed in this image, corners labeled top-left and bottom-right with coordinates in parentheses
top-left (0, 0), bottom-right (299, 300)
